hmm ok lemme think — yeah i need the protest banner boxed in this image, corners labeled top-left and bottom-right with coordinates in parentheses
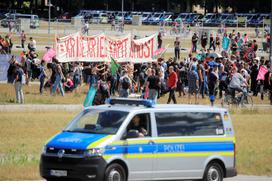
top-left (257, 66), bottom-right (268, 81)
top-left (56, 32), bottom-right (157, 63)
top-left (0, 55), bottom-right (11, 81)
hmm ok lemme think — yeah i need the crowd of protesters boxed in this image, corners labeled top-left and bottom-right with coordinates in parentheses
top-left (3, 27), bottom-right (272, 105)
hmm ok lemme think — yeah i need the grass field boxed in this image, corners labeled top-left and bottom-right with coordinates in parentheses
top-left (0, 109), bottom-right (272, 180)
top-left (0, 83), bottom-right (270, 105)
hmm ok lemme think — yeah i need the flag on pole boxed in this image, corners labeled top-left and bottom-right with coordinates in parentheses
top-left (111, 57), bottom-right (120, 75)
top-left (83, 85), bottom-right (97, 107)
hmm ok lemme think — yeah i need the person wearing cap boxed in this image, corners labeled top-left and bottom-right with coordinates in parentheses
top-left (229, 67), bottom-right (248, 101)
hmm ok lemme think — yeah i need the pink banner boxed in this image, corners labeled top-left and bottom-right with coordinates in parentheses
top-left (257, 66), bottom-right (268, 80)
top-left (42, 48), bottom-right (56, 62)
top-left (56, 32), bottom-right (157, 63)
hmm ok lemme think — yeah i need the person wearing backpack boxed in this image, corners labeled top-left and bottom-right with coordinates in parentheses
top-left (119, 70), bottom-right (131, 98)
top-left (14, 62), bottom-right (25, 104)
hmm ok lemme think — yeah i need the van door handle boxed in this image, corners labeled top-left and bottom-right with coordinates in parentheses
top-left (148, 140), bottom-right (155, 144)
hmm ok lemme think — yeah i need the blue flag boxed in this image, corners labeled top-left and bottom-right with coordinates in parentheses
top-left (222, 36), bottom-right (230, 51)
top-left (83, 85), bottom-right (97, 107)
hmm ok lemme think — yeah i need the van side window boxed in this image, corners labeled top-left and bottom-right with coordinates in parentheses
top-left (155, 112), bottom-right (224, 137)
top-left (126, 113), bottom-right (151, 137)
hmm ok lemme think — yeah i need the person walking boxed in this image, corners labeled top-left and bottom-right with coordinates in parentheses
top-left (14, 62), bottom-right (25, 104)
top-left (209, 33), bottom-right (215, 51)
top-left (208, 66), bottom-right (219, 106)
top-left (187, 65), bottom-right (199, 104)
top-left (174, 37), bottom-right (181, 60)
top-left (28, 37), bottom-right (36, 52)
top-left (201, 32), bottom-right (208, 50)
top-left (198, 60), bottom-right (206, 99)
top-left (192, 33), bottom-right (198, 53)
top-left (146, 69), bottom-right (160, 103)
top-left (51, 60), bottom-right (65, 96)
top-left (20, 30), bottom-right (26, 49)
top-left (39, 60), bottom-right (47, 95)
top-left (158, 33), bottom-right (162, 49)
top-left (215, 34), bottom-right (221, 51)
top-left (167, 66), bottom-right (177, 104)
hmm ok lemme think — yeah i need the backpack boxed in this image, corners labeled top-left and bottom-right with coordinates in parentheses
top-left (122, 76), bottom-right (130, 89)
top-left (100, 82), bottom-right (109, 97)
top-left (21, 73), bottom-right (26, 85)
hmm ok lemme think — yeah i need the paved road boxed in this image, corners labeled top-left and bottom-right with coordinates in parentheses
top-left (26, 175), bottom-right (272, 181)
top-left (224, 175), bottom-right (272, 181)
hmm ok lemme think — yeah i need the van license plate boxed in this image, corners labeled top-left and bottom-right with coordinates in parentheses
top-left (50, 170), bottom-right (67, 177)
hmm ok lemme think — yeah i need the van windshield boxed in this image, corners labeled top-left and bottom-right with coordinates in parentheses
top-left (64, 110), bottom-right (128, 134)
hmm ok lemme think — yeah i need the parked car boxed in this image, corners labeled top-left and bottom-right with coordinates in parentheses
top-left (174, 13), bottom-right (190, 23)
top-left (90, 12), bottom-right (108, 24)
top-left (148, 12), bottom-right (164, 25)
top-left (246, 14), bottom-right (259, 27)
top-left (220, 13), bottom-right (237, 27)
top-left (124, 11), bottom-right (141, 24)
top-left (57, 12), bottom-right (73, 22)
top-left (160, 13), bottom-right (173, 25)
top-left (1, 13), bottom-right (39, 28)
top-left (142, 12), bottom-right (153, 24)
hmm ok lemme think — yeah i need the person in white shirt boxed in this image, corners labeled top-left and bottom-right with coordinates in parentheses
top-left (28, 37), bottom-right (36, 51)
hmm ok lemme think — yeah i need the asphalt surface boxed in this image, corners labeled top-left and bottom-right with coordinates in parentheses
top-left (27, 175), bottom-right (272, 181)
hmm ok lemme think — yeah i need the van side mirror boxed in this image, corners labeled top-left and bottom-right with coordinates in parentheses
top-left (125, 130), bottom-right (139, 139)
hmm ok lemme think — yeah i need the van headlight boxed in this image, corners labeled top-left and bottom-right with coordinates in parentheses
top-left (42, 146), bottom-right (47, 154)
top-left (85, 148), bottom-right (104, 157)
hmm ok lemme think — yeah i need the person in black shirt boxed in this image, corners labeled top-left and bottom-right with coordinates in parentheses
top-left (146, 69), bottom-right (160, 103)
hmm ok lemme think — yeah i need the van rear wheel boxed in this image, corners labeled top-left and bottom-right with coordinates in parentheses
top-left (104, 163), bottom-right (127, 181)
top-left (203, 162), bottom-right (223, 181)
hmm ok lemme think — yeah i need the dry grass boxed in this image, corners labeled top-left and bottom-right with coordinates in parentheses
top-left (0, 111), bottom-right (75, 181)
top-left (0, 83), bottom-right (270, 105)
top-left (0, 109), bottom-right (272, 180)
top-left (0, 83), bottom-right (87, 105)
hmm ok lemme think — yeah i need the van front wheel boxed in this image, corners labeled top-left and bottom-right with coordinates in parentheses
top-left (104, 163), bottom-right (127, 181)
top-left (203, 162), bottom-right (223, 181)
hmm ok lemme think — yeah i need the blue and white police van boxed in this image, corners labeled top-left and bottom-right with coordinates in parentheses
top-left (40, 98), bottom-right (237, 181)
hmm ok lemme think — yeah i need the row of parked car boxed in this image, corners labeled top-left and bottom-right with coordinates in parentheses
top-left (0, 10), bottom-right (270, 29)
top-left (74, 10), bottom-right (271, 27)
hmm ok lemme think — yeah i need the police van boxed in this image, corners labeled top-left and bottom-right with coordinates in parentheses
top-left (40, 98), bottom-right (237, 181)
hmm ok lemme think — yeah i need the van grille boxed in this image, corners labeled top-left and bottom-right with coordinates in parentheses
top-left (46, 147), bottom-right (85, 155)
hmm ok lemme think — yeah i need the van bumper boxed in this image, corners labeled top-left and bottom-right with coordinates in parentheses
top-left (40, 154), bottom-right (107, 181)
top-left (225, 168), bottom-right (237, 177)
